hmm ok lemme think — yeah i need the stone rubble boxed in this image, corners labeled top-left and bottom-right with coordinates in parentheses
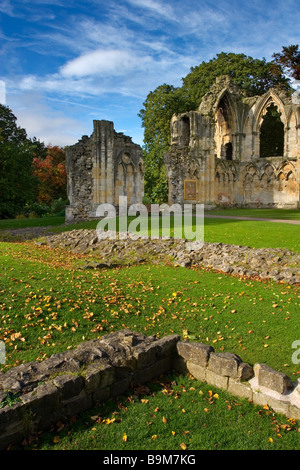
top-left (41, 229), bottom-right (300, 285)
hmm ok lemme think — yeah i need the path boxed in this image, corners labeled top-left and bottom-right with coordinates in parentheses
top-left (204, 214), bottom-right (300, 225)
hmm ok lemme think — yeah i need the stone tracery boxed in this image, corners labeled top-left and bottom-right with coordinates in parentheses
top-left (164, 75), bottom-right (300, 208)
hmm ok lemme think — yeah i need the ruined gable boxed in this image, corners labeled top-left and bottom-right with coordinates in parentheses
top-left (164, 76), bottom-right (300, 209)
top-left (66, 120), bottom-right (144, 221)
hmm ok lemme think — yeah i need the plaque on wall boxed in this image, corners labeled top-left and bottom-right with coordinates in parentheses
top-left (184, 180), bottom-right (197, 200)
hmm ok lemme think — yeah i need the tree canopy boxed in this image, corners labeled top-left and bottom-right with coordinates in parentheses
top-left (272, 44), bottom-right (300, 81)
top-left (139, 50), bottom-right (293, 203)
top-left (0, 104), bottom-right (47, 218)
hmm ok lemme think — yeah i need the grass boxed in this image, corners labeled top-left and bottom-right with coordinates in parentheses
top-left (18, 373), bottom-right (300, 451)
top-left (0, 209), bottom-right (299, 450)
top-left (45, 214), bottom-right (300, 252)
top-left (0, 242), bottom-right (299, 376)
top-left (206, 208), bottom-right (300, 221)
top-left (0, 216), bottom-right (65, 230)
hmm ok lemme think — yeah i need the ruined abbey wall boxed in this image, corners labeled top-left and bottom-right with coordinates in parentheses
top-left (164, 76), bottom-right (300, 209)
top-left (65, 120), bottom-right (144, 221)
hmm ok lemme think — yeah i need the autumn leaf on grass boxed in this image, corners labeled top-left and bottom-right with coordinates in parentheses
top-left (102, 418), bottom-right (116, 425)
top-left (123, 433), bottom-right (128, 442)
top-left (53, 436), bottom-right (60, 444)
top-left (162, 416), bottom-right (167, 424)
top-left (180, 443), bottom-right (187, 450)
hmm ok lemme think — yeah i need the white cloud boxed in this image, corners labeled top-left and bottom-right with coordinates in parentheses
top-left (126, 0), bottom-right (177, 22)
top-left (8, 91), bottom-right (89, 146)
top-left (60, 49), bottom-right (147, 78)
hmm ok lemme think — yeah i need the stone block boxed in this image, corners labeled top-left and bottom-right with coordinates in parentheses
top-left (205, 369), bottom-right (228, 390)
top-left (133, 357), bottom-right (172, 385)
top-left (0, 404), bottom-right (26, 450)
top-left (186, 361), bottom-right (206, 382)
top-left (254, 364), bottom-right (293, 394)
top-left (110, 375), bottom-right (133, 397)
top-left (287, 404), bottom-right (300, 420)
top-left (228, 379), bottom-right (253, 400)
top-left (177, 341), bottom-right (214, 367)
top-left (172, 356), bottom-right (188, 374)
top-left (267, 396), bottom-right (290, 417)
top-left (53, 374), bottom-right (84, 401)
top-left (252, 390), bottom-right (269, 407)
top-left (93, 386), bottom-right (111, 404)
top-left (237, 362), bottom-right (254, 381)
top-left (87, 362), bottom-right (115, 391)
top-left (21, 382), bottom-right (61, 431)
top-left (155, 335), bottom-right (180, 357)
top-left (208, 352), bottom-right (242, 378)
top-left (133, 342), bottom-right (161, 369)
top-left (61, 389), bottom-right (92, 417)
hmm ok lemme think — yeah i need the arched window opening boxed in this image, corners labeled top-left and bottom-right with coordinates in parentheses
top-left (215, 94), bottom-right (234, 159)
top-left (180, 116), bottom-right (190, 146)
top-left (260, 103), bottom-right (284, 157)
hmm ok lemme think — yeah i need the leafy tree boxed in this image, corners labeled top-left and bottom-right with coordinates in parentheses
top-left (0, 104), bottom-right (44, 218)
top-left (272, 44), bottom-right (300, 80)
top-left (32, 146), bottom-right (67, 205)
top-left (139, 52), bottom-right (291, 203)
top-left (138, 85), bottom-right (192, 202)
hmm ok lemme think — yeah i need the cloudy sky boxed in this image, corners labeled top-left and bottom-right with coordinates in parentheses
top-left (0, 0), bottom-right (299, 147)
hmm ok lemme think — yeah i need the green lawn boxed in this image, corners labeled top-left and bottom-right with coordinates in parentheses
top-left (0, 209), bottom-right (299, 450)
top-left (206, 208), bottom-right (300, 221)
top-left (0, 216), bottom-right (65, 230)
top-left (0, 241), bottom-right (299, 450)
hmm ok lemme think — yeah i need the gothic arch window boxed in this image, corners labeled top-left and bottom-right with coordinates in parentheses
top-left (215, 93), bottom-right (235, 159)
top-left (180, 116), bottom-right (190, 146)
top-left (259, 103), bottom-right (284, 157)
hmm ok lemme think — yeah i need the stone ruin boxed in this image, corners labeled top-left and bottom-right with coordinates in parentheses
top-left (0, 329), bottom-right (299, 449)
top-left (164, 75), bottom-right (300, 209)
top-left (65, 120), bottom-right (144, 221)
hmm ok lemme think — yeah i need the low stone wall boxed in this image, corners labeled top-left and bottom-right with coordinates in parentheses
top-left (43, 229), bottom-right (300, 285)
top-left (0, 329), bottom-right (299, 449)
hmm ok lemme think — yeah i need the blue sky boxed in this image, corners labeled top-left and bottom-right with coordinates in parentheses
top-left (0, 0), bottom-right (299, 147)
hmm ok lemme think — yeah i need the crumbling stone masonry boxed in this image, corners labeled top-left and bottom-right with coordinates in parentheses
top-left (0, 329), bottom-right (299, 449)
top-left (164, 75), bottom-right (300, 209)
top-left (65, 120), bottom-right (144, 221)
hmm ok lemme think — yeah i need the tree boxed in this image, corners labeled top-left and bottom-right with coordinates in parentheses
top-left (139, 52), bottom-right (290, 203)
top-left (138, 84), bottom-right (193, 202)
top-left (0, 104), bottom-right (44, 218)
top-left (272, 45), bottom-right (300, 81)
top-left (32, 146), bottom-right (67, 205)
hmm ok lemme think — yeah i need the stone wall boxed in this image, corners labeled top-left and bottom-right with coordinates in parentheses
top-left (44, 229), bottom-right (300, 285)
top-left (0, 329), bottom-right (299, 449)
top-left (66, 120), bottom-right (144, 222)
top-left (164, 76), bottom-right (300, 209)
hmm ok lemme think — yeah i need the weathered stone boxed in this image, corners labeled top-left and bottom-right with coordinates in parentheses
top-left (205, 369), bottom-right (229, 390)
top-left (228, 379), bottom-right (253, 400)
top-left (208, 352), bottom-right (242, 378)
top-left (44, 231), bottom-right (300, 285)
top-left (65, 120), bottom-right (144, 222)
top-left (164, 75), bottom-right (300, 210)
top-left (176, 341), bottom-right (214, 367)
top-left (254, 363), bottom-right (294, 394)
top-left (53, 374), bottom-right (84, 401)
top-left (186, 361), bottom-right (207, 382)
